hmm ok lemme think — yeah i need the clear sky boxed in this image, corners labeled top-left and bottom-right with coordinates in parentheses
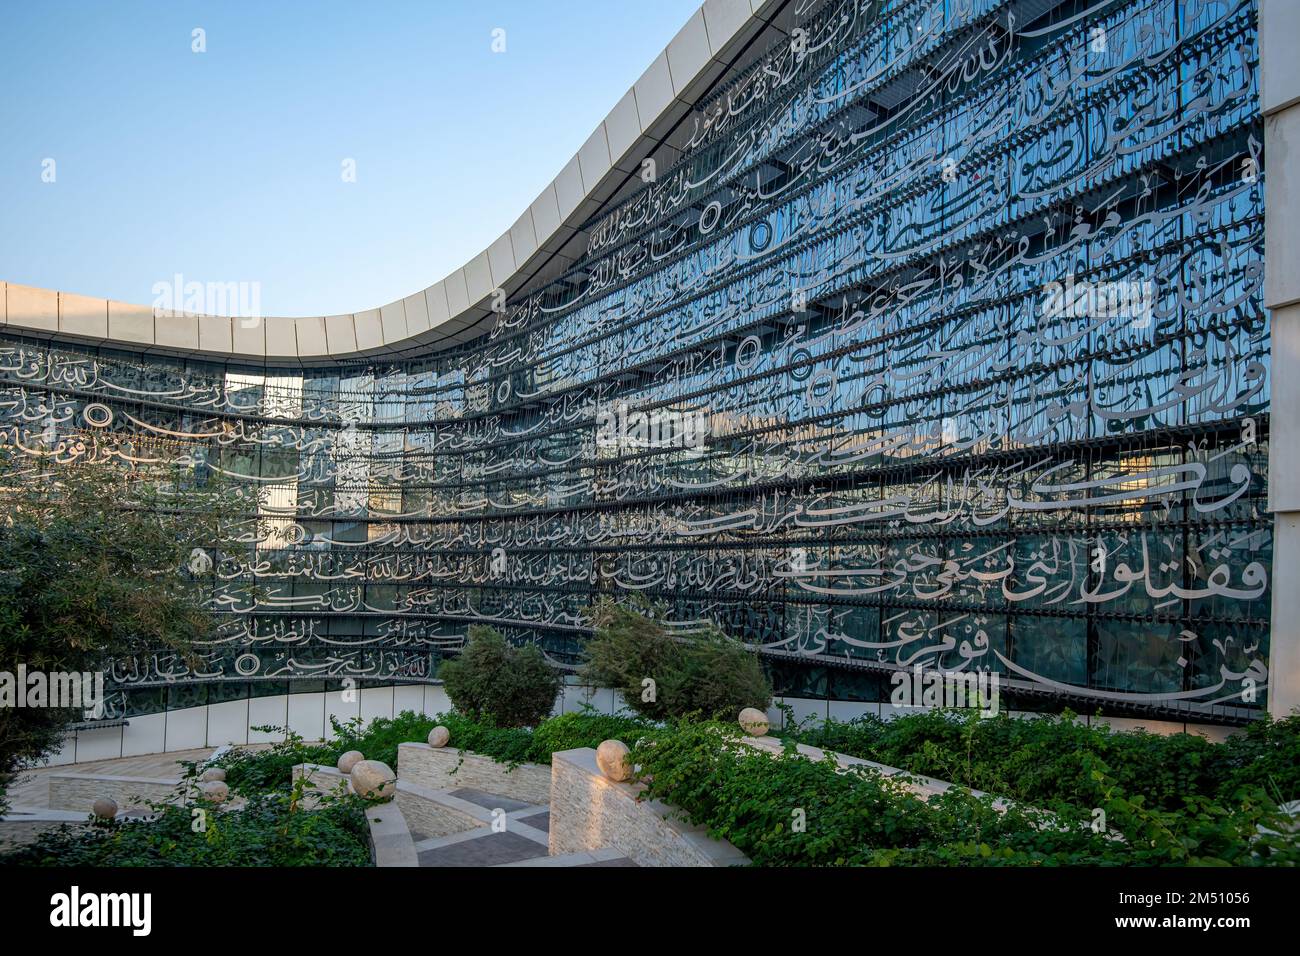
top-left (0, 0), bottom-right (702, 316)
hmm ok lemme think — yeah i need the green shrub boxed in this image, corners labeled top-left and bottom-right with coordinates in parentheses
top-left (526, 709), bottom-right (657, 762)
top-left (781, 708), bottom-right (1300, 815)
top-left (438, 626), bottom-right (561, 728)
top-left (1218, 714), bottom-right (1300, 804)
top-left (326, 710), bottom-right (440, 770)
top-left (581, 601), bottom-right (770, 721)
top-left (629, 719), bottom-right (1300, 866)
top-left (432, 711), bottom-right (536, 765)
top-left (213, 728), bottom-right (336, 795)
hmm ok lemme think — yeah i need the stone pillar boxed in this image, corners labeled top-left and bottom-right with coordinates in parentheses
top-left (1263, 0), bottom-right (1300, 717)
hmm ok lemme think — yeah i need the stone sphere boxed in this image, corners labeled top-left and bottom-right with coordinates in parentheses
top-left (199, 767), bottom-right (226, 783)
top-left (337, 750), bottom-right (364, 774)
top-left (427, 725), bottom-right (450, 748)
top-left (739, 707), bottom-right (770, 737)
top-left (91, 797), bottom-right (118, 820)
top-left (595, 739), bottom-right (631, 782)
top-left (198, 780), bottom-right (229, 803)
top-left (350, 760), bottom-right (396, 801)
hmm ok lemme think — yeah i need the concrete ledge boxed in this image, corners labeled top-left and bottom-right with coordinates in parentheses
top-left (364, 803), bottom-right (418, 867)
top-left (397, 742), bottom-right (551, 805)
top-left (549, 748), bottom-right (748, 867)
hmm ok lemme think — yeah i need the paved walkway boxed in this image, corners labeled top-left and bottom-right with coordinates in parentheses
top-left (405, 786), bottom-right (633, 867)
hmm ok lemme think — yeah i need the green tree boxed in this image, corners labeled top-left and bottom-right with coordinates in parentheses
top-left (0, 452), bottom-right (231, 811)
top-left (581, 599), bottom-right (771, 721)
top-left (438, 625), bottom-right (561, 728)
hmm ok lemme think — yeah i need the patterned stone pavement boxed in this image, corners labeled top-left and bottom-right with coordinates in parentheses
top-left (406, 788), bottom-right (635, 866)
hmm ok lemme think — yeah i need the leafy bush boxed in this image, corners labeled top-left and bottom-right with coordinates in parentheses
top-left (783, 708), bottom-right (1300, 814)
top-left (438, 626), bottom-right (561, 728)
top-left (582, 600), bottom-right (770, 721)
top-left (214, 728), bottom-right (338, 795)
top-left (0, 452), bottom-right (242, 813)
top-left (1218, 714), bottom-right (1300, 804)
top-left (526, 710), bottom-right (656, 763)
top-left (629, 720), bottom-right (1300, 866)
top-left (326, 710), bottom-right (441, 771)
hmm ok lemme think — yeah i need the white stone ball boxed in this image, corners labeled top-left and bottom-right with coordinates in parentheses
top-left (739, 707), bottom-right (770, 737)
top-left (199, 767), bottom-right (226, 783)
top-left (595, 739), bottom-right (631, 782)
top-left (427, 725), bottom-right (450, 748)
top-left (92, 797), bottom-right (118, 820)
top-left (350, 760), bottom-right (396, 801)
top-left (337, 750), bottom-right (364, 774)
top-left (198, 780), bottom-right (229, 804)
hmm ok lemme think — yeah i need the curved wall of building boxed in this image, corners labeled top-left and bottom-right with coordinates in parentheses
top-left (0, 0), bottom-right (1271, 724)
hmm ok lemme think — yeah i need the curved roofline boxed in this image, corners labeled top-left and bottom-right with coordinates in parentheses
top-left (1, 0), bottom-right (790, 367)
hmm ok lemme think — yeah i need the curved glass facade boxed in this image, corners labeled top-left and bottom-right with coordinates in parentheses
top-left (0, 0), bottom-right (1269, 722)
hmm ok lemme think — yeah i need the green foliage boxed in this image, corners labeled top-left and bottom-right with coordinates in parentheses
top-left (628, 720), bottom-right (1300, 867)
top-left (0, 452), bottom-right (239, 813)
top-left (419, 711), bottom-right (536, 766)
top-left (1218, 714), bottom-right (1300, 805)
top-left (581, 600), bottom-right (771, 721)
top-left (325, 710), bottom-right (442, 771)
top-left (0, 760), bottom-right (371, 867)
top-left (409, 708), bottom-right (655, 767)
top-left (782, 708), bottom-right (1300, 814)
top-left (525, 710), bottom-right (656, 763)
top-left (438, 626), bottom-right (561, 728)
top-left (211, 727), bottom-right (337, 796)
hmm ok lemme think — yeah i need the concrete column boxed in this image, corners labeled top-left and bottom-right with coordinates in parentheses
top-left (1262, 0), bottom-right (1300, 717)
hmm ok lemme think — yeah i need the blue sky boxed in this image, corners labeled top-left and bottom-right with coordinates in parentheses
top-left (0, 0), bottom-right (702, 316)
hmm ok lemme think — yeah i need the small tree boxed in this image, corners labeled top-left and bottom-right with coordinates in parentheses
top-left (581, 599), bottom-right (771, 721)
top-left (438, 626), bottom-right (561, 728)
top-left (0, 452), bottom-right (232, 812)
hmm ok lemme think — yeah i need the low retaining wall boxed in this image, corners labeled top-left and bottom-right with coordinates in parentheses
top-left (0, 810), bottom-right (93, 852)
top-left (549, 748), bottom-right (748, 867)
top-left (395, 784), bottom-right (482, 840)
top-left (47, 773), bottom-right (179, 812)
top-left (364, 802), bottom-right (418, 867)
top-left (397, 742), bottom-right (551, 805)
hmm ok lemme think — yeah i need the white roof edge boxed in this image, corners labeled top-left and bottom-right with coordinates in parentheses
top-left (1, 0), bottom-right (784, 365)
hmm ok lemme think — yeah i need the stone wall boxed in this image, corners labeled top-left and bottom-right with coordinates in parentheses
top-left (394, 785), bottom-right (481, 840)
top-left (549, 748), bottom-right (748, 867)
top-left (47, 773), bottom-right (179, 812)
top-left (397, 743), bottom-right (550, 805)
top-left (364, 802), bottom-right (417, 867)
top-left (0, 818), bottom-right (89, 852)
